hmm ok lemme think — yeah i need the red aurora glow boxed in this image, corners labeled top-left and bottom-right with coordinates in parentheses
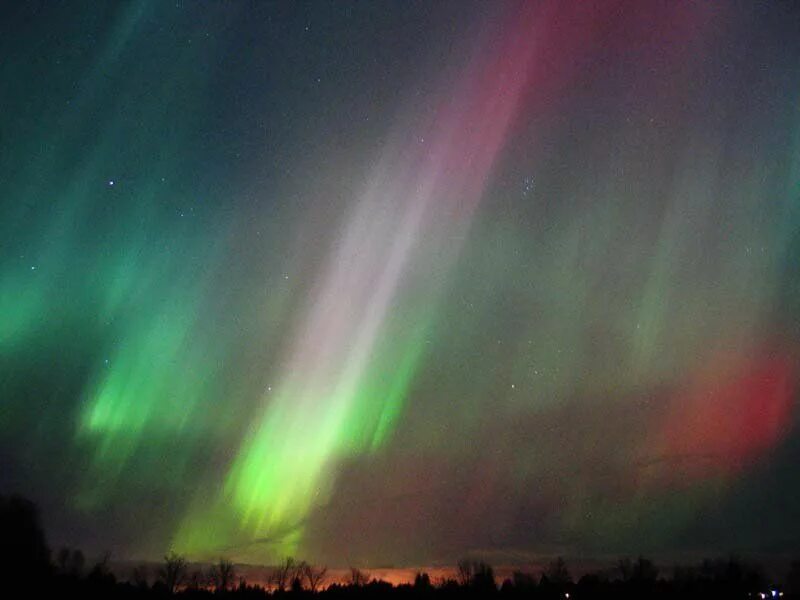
top-left (654, 349), bottom-right (796, 478)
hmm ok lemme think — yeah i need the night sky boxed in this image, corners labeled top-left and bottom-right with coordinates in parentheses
top-left (1, 1), bottom-right (799, 569)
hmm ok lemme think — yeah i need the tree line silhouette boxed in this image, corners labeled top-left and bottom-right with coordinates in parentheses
top-left (2, 494), bottom-right (799, 599)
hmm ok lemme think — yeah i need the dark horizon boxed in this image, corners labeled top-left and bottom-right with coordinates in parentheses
top-left (4, 492), bottom-right (799, 596)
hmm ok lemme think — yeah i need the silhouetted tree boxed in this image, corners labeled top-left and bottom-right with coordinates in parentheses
top-left (270, 556), bottom-right (298, 592)
top-left (438, 577), bottom-right (460, 592)
top-left (159, 551), bottom-right (188, 593)
top-left (787, 560), bottom-right (800, 595)
top-left (348, 567), bottom-right (370, 587)
top-left (56, 546), bottom-right (85, 577)
top-left (456, 560), bottom-right (495, 591)
top-left (414, 571), bottom-right (432, 590)
top-left (366, 578), bottom-right (393, 594)
top-left (471, 562), bottom-right (496, 592)
top-left (0, 494), bottom-right (51, 586)
top-left (56, 547), bottom-right (70, 574)
top-left (576, 572), bottom-right (606, 595)
top-left (187, 568), bottom-right (205, 591)
top-left (87, 551), bottom-right (116, 587)
top-left (457, 559), bottom-right (473, 587)
top-left (698, 555), bottom-right (765, 593)
top-left (292, 560), bottom-right (309, 591)
top-left (544, 557), bottom-right (571, 585)
top-left (618, 556), bottom-right (658, 584)
top-left (132, 563), bottom-right (150, 589)
top-left (303, 563), bottom-right (328, 592)
top-left (209, 558), bottom-right (236, 593)
top-left (511, 570), bottom-right (537, 591)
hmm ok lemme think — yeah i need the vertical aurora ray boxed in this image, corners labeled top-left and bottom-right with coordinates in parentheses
top-left (0, 0), bottom-right (244, 525)
top-left (173, 1), bottom-right (564, 558)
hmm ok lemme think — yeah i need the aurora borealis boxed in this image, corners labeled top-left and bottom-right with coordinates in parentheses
top-left (2, 0), bottom-right (800, 569)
